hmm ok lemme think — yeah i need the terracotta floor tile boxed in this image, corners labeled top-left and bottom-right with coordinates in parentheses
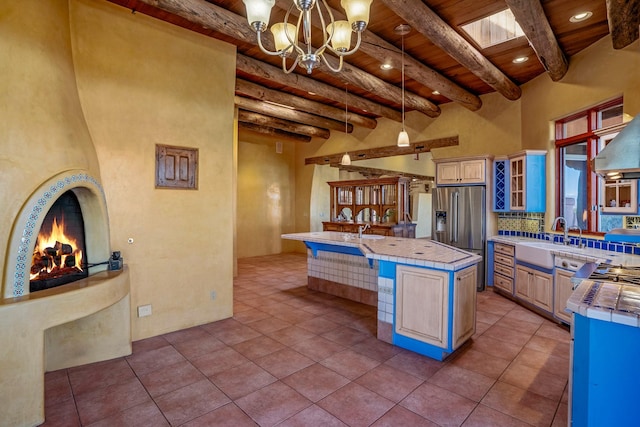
top-left (495, 316), bottom-right (542, 335)
top-left (320, 349), bottom-right (381, 380)
top-left (85, 400), bottom-right (169, 427)
top-left (476, 298), bottom-right (516, 316)
top-left (400, 382), bottom-right (476, 426)
top-left (235, 381), bottom-right (311, 427)
top-left (44, 372), bottom-right (73, 408)
top-left (296, 316), bottom-right (341, 334)
top-left (318, 382), bottom-right (395, 427)
top-left (448, 348), bottom-right (511, 379)
top-left (40, 398), bottom-right (80, 427)
top-left (468, 335), bottom-right (523, 361)
top-left (162, 326), bottom-right (211, 344)
top-left (75, 377), bottom-right (151, 426)
top-left (321, 325), bottom-right (371, 347)
top-left (475, 310), bottom-right (503, 325)
top-left (181, 403), bottom-right (257, 427)
top-left (209, 323), bottom-right (263, 346)
top-left (191, 346), bottom-right (249, 377)
top-left (290, 335), bottom-right (347, 361)
top-left (513, 347), bottom-right (570, 379)
top-left (233, 308), bottom-right (272, 324)
top-left (245, 316), bottom-right (292, 334)
top-left (172, 335), bottom-right (226, 361)
top-left (266, 325), bottom-right (317, 346)
top-left (255, 348), bottom-right (315, 378)
top-left (350, 336), bottom-right (403, 362)
top-left (356, 364), bottom-right (424, 403)
top-left (282, 363), bottom-right (350, 402)
top-left (384, 351), bottom-right (444, 380)
top-left (482, 323), bottom-right (534, 347)
top-left (500, 361), bottom-right (568, 401)
top-left (525, 335), bottom-right (571, 360)
top-left (210, 361), bottom-right (277, 399)
top-left (155, 379), bottom-right (230, 426)
top-left (428, 364), bottom-right (495, 402)
top-left (279, 404), bottom-right (348, 427)
top-left (232, 335), bottom-right (286, 361)
top-left (535, 323), bottom-right (571, 343)
top-left (370, 405), bottom-right (439, 427)
top-left (461, 403), bottom-right (531, 427)
top-left (68, 358), bottom-right (136, 396)
top-left (504, 306), bottom-right (546, 325)
top-left (131, 336), bottom-right (171, 354)
top-left (138, 360), bottom-right (206, 398)
top-left (126, 346), bottom-right (186, 377)
top-left (273, 307), bottom-right (318, 324)
top-left (481, 381), bottom-right (557, 427)
top-left (552, 402), bottom-right (569, 427)
top-left (473, 320), bottom-right (492, 337)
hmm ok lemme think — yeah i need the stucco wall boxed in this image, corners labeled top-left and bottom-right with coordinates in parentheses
top-left (71, 0), bottom-right (236, 340)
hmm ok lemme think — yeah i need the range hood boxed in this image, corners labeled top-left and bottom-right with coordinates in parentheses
top-left (594, 115), bottom-right (640, 179)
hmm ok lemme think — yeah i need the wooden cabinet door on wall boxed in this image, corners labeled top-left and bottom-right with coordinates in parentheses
top-left (453, 266), bottom-right (477, 349)
top-left (459, 160), bottom-right (486, 184)
top-left (395, 265), bottom-right (449, 348)
top-left (436, 162), bottom-right (461, 185)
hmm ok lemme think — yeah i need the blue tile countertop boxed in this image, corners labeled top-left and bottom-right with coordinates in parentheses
top-left (282, 232), bottom-right (481, 271)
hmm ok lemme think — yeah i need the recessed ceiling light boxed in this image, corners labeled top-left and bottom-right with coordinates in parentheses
top-left (380, 63), bottom-right (393, 70)
top-left (570, 11), bottom-right (592, 23)
top-left (308, 91), bottom-right (316, 95)
top-left (512, 56), bottom-right (528, 64)
top-left (432, 90), bottom-right (440, 95)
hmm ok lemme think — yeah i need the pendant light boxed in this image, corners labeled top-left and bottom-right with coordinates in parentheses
top-left (396, 24), bottom-right (410, 147)
top-left (341, 84), bottom-right (351, 166)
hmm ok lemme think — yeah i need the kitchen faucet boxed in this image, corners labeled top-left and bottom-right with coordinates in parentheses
top-left (358, 224), bottom-right (370, 238)
top-left (552, 216), bottom-right (569, 245)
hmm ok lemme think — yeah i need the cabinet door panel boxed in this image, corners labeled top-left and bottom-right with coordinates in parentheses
top-left (554, 270), bottom-right (574, 324)
top-left (515, 265), bottom-right (531, 301)
top-left (453, 266), bottom-right (477, 348)
top-left (396, 266), bottom-right (449, 348)
top-left (436, 162), bottom-right (460, 185)
top-left (532, 271), bottom-right (553, 312)
top-left (460, 160), bottom-right (485, 184)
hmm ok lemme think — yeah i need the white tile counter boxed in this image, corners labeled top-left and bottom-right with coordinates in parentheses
top-left (282, 232), bottom-right (481, 270)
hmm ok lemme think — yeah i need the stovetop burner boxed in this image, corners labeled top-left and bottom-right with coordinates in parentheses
top-left (588, 263), bottom-right (640, 286)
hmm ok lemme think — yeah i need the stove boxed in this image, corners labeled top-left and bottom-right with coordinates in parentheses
top-left (581, 264), bottom-right (640, 315)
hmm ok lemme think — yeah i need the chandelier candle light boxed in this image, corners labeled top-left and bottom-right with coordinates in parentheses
top-left (396, 24), bottom-right (410, 147)
top-left (242, 0), bottom-right (373, 74)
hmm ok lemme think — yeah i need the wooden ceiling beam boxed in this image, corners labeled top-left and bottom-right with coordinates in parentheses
top-left (273, 0), bottom-right (482, 112)
top-left (606, 0), bottom-right (640, 49)
top-left (235, 79), bottom-right (378, 129)
top-left (238, 110), bottom-right (329, 139)
top-left (505, 0), bottom-right (568, 81)
top-left (305, 136), bottom-right (459, 165)
top-left (379, 0), bottom-right (522, 101)
top-left (236, 96), bottom-right (351, 132)
top-left (238, 121), bottom-right (312, 143)
top-left (237, 55), bottom-right (402, 122)
top-left (331, 164), bottom-right (435, 181)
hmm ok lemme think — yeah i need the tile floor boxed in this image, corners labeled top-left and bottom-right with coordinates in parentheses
top-left (43, 253), bottom-right (570, 426)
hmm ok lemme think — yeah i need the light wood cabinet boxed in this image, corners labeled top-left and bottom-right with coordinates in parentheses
top-left (395, 264), bottom-right (477, 351)
top-left (492, 243), bottom-right (514, 294)
top-left (515, 264), bottom-right (553, 312)
top-left (435, 157), bottom-right (487, 185)
top-left (554, 269), bottom-right (574, 324)
top-left (453, 266), bottom-right (477, 348)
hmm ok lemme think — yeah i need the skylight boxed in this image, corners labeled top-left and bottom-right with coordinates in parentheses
top-left (461, 9), bottom-right (525, 49)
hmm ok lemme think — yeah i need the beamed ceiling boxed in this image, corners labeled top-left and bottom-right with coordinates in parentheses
top-left (106, 0), bottom-right (639, 143)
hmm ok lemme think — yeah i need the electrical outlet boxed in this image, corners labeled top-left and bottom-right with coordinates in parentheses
top-left (210, 291), bottom-right (216, 300)
top-left (137, 304), bottom-right (152, 317)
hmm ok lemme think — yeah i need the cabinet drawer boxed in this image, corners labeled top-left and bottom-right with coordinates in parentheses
top-left (494, 243), bottom-right (515, 257)
top-left (494, 262), bottom-right (513, 278)
top-left (494, 273), bottom-right (513, 293)
top-left (494, 253), bottom-right (514, 267)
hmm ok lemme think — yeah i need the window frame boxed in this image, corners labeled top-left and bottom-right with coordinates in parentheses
top-left (554, 97), bottom-right (623, 235)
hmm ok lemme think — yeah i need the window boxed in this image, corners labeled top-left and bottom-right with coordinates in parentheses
top-left (555, 98), bottom-right (623, 233)
top-left (461, 9), bottom-right (525, 49)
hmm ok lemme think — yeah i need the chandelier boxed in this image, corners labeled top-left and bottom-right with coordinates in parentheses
top-left (242, 0), bottom-right (373, 74)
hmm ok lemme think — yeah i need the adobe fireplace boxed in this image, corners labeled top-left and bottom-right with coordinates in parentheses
top-left (30, 190), bottom-right (88, 292)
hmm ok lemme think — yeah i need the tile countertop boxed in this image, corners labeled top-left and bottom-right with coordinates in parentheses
top-left (282, 232), bottom-right (482, 271)
top-left (489, 235), bottom-right (640, 328)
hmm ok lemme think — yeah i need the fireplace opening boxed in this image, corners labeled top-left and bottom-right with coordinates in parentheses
top-left (30, 191), bottom-right (88, 292)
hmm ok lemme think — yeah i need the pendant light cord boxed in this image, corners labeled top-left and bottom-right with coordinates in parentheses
top-left (401, 33), bottom-right (405, 132)
top-left (345, 84), bottom-right (348, 135)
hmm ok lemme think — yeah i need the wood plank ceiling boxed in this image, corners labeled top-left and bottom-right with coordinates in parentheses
top-left (105, 0), bottom-right (636, 144)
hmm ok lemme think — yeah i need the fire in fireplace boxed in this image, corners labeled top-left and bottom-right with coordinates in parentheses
top-left (30, 191), bottom-right (88, 292)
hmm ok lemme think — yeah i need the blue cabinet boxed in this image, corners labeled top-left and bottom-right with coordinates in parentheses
top-left (492, 151), bottom-right (546, 213)
top-left (492, 158), bottom-right (509, 212)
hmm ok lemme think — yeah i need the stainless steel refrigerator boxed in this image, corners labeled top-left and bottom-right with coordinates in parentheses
top-left (432, 186), bottom-right (486, 291)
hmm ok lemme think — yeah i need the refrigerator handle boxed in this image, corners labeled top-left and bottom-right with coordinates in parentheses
top-left (452, 191), bottom-right (459, 243)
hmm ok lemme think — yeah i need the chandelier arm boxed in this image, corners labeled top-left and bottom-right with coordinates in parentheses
top-left (325, 32), bottom-right (362, 57)
top-left (286, 7), bottom-right (306, 58)
top-left (320, 54), bottom-right (344, 73)
top-left (317, 0), bottom-right (333, 52)
top-left (256, 32), bottom-right (288, 56)
top-left (282, 54), bottom-right (301, 74)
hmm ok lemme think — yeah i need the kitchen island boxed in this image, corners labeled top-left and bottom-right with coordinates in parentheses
top-left (282, 232), bottom-right (482, 361)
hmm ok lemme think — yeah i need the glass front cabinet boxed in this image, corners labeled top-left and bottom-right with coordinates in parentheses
top-left (492, 151), bottom-right (546, 212)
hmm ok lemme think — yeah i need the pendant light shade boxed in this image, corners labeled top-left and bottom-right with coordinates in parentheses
top-left (396, 24), bottom-right (410, 147)
top-left (341, 152), bottom-right (352, 165)
top-left (397, 130), bottom-right (410, 147)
